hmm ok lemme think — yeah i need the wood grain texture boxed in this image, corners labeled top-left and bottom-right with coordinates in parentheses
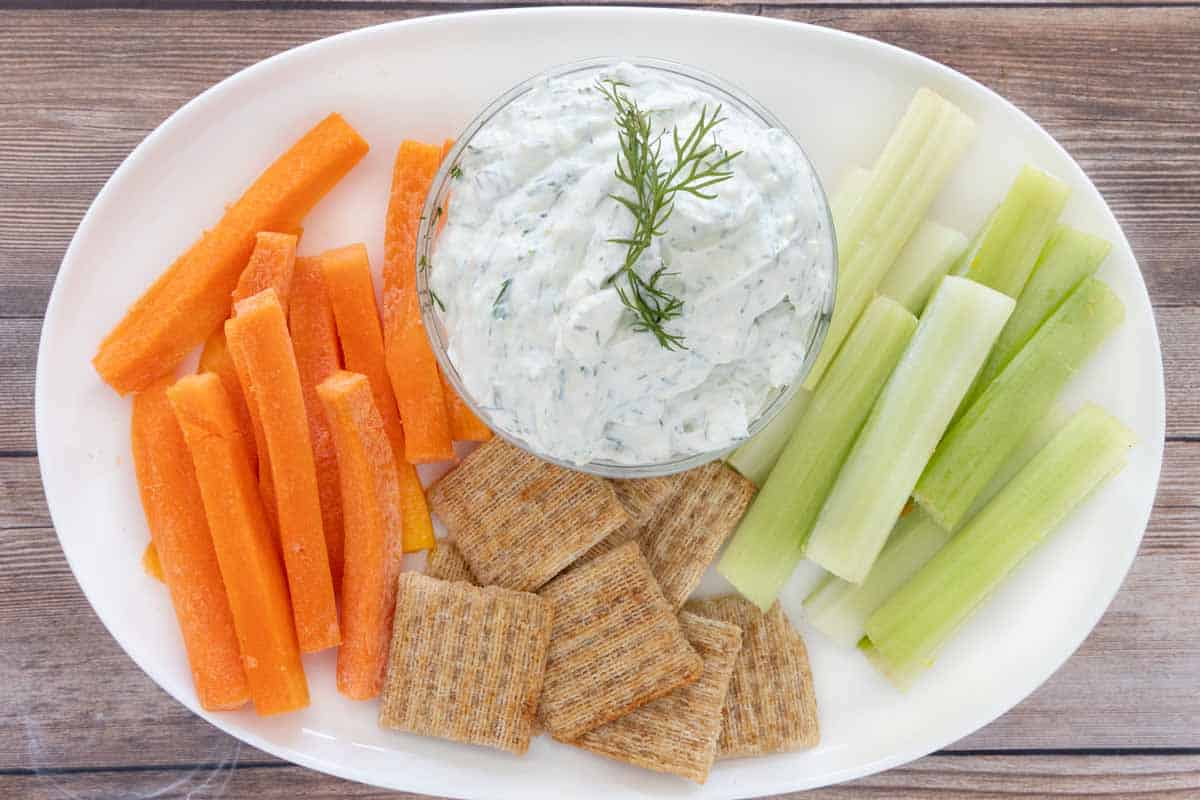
top-left (1, 4), bottom-right (1197, 797)
top-left (3, 754), bottom-right (1199, 798)
top-left (1, 503), bottom-right (1195, 770)
top-left (0, 6), bottom-right (1197, 318)
top-left (3, 307), bottom-right (1195, 451)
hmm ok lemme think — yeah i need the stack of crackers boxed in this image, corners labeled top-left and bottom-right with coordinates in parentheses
top-left (378, 439), bottom-right (819, 783)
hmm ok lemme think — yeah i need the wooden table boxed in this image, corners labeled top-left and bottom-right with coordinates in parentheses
top-left (2, 4), bottom-right (1197, 798)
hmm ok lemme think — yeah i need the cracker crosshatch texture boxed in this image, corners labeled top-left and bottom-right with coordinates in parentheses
top-left (574, 612), bottom-right (743, 783)
top-left (538, 542), bottom-right (702, 741)
top-left (685, 595), bottom-right (820, 758)
top-left (424, 541), bottom-right (478, 585)
top-left (640, 462), bottom-right (757, 608)
top-left (577, 473), bottom-right (686, 565)
top-left (427, 438), bottom-right (629, 591)
top-left (379, 573), bottom-right (552, 755)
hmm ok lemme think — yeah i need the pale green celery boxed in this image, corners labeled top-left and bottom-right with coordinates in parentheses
top-left (864, 404), bottom-right (1136, 688)
top-left (728, 389), bottom-right (811, 486)
top-left (878, 220), bottom-right (968, 314)
top-left (970, 226), bottom-right (1111, 399)
top-left (803, 405), bottom-right (1070, 648)
top-left (915, 278), bottom-right (1125, 531)
top-left (719, 297), bottom-right (918, 609)
top-left (803, 89), bottom-right (976, 390)
top-left (805, 276), bottom-right (1014, 584)
top-left (859, 639), bottom-right (920, 688)
top-left (960, 165), bottom-right (1071, 297)
top-left (805, 511), bottom-right (951, 647)
top-left (950, 208), bottom-right (994, 276)
top-left (728, 168), bottom-right (875, 484)
top-left (830, 166), bottom-right (873, 232)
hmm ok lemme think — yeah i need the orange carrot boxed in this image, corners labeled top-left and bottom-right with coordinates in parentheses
top-left (431, 140), bottom-right (493, 443)
top-left (197, 328), bottom-right (258, 473)
top-left (438, 370), bottom-right (493, 443)
top-left (381, 140), bottom-right (455, 463)
top-left (132, 376), bottom-right (250, 711)
top-left (320, 244), bottom-right (436, 553)
top-left (289, 256), bottom-right (345, 590)
top-left (94, 114), bottom-right (369, 395)
top-left (168, 373), bottom-right (309, 716)
top-left (317, 371), bottom-right (405, 699)
top-left (225, 322), bottom-right (278, 537)
top-left (232, 232), bottom-right (299, 314)
top-left (142, 542), bottom-right (165, 583)
top-left (227, 289), bottom-right (340, 653)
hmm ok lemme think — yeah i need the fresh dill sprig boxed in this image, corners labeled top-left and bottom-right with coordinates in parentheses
top-left (494, 278), bottom-right (512, 307)
top-left (449, 164), bottom-right (463, 180)
top-left (429, 288), bottom-right (446, 312)
top-left (597, 78), bottom-right (741, 350)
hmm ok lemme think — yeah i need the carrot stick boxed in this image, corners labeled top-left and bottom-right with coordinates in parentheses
top-left (94, 113), bottom-right (369, 395)
top-left (317, 371), bottom-right (405, 699)
top-left (440, 369), bottom-right (494, 443)
top-left (131, 376), bottom-right (249, 711)
top-left (167, 373), bottom-right (308, 715)
top-left (233, 232), bottom-right (299, 314)
top-left (225, 323), bottom-right (278, 537)
top-left (198, 328), bottom-right (258, 473)
top-left (381, 140), bottom-right (455, 463)
top-left (320, 244), bottom-right (436, 553)
top-left (289, 255), bottom-right (345, 590)
top-left (227, 289), bottom-right (340, 653)
top-left (142, 542), bottom-right (165, 583)
top-left (432, 139), bottom-right (491, 443)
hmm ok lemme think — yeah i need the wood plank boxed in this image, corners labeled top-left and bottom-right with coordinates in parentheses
top-left (0, 457), bottom-right (46, 529)
top-left (0, 319), bottom-right (37, 453)
top-left (1, 498), bottom-right (1195, 770)
top-left (1161, 306), bottom-right (1200, 441)
top-left (3, 305), bottom-right (1194, 453)
top-left (6, 439), bottom-right (1194, 535)
top-left (0, 6), bottom-right (1197, 318)
top-left (3, 753), bottom-right (1198, 799)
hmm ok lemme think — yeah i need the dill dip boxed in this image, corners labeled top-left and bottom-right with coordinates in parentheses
top-left (430, 62), bottom-right (833, 467)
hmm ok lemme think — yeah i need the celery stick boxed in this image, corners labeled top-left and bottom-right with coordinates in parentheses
top-left (724, 166), bottom-right (878, 484)
top-left (719, 297), bottom-right (918, 609)
top-left (829, 166), bottom-right (873, 231)
top-left (970, 226), bottom-right (1111, 398)
top-left (915, 278), bottom-right (1125, 531)
top-left (950, 208), bottom-right (992, 277)
top-left (727, 166), bottom-right (874, 485)
top-left (864, 404), bottom-right (1136, 687)
top-left (804, 90), bottom-right (976, 390)
top-left (803, 405), bottom-right (1069, 648)
top-left (805, 277), bottom-right (1013, 584)
top-left (878, 221), bottom-right (968, 314)
top-left (859, 639), bottom-right (919, 688)
top-left (805, 510), bottom-right (950, 647)
top-left (728, 389), bottom-right (811, 486)
top-left (960, 165), bottom-right (1070, 297)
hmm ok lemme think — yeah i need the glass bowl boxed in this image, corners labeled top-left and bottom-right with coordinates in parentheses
top-left (416, 57), bottom-right (837, 478)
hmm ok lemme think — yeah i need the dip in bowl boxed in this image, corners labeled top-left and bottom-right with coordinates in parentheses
top-left (419, 58), bottom-right (836, 476)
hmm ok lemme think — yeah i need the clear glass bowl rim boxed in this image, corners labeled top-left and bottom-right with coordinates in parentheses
top-left (416, 56), bottom-right (838, 478)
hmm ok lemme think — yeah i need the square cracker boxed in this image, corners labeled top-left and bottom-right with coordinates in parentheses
top-left (573, 612), bottom-right (743, 783)
top-left (379, 573), bottom-right (552, 755)
top-left (538, 541), bottom-right (702, 741)
top-left (640, 462), bottom-right (756, 608)
top-left (428, 438), bottom-right (629, 591)
top-left (684, 595), bottom-right (819, 758)
top-left (424, 541), bottom-right (478, 585)
top-left (576, 474), bottom-right (686, 565)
